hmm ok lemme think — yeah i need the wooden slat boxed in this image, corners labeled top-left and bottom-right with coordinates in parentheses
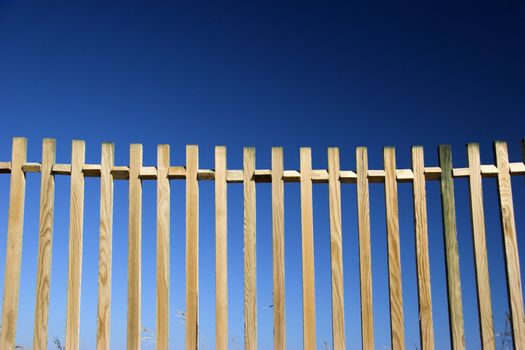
top-left (127, 144), bottom-right (142, 349)
top-left (32, 139), bottom-right (56, 350)
top-left (22, 162), bottom-right (41, 173)
top-left (272, 147), bottom-right (286, 349)
top-left (112, 166), bottom-right (129, 180)
top-left (65, 140), bottom-right (86, 349)
top-left (466, 143), bottom-right (494, 350)
top-left (438, 145), bottom-right (465, 350)
top-left (157, 145), bottom-right (170, 350)
top-left (384, 147), bottom-right (405, 350)
top-left (186, 145), bottom-right (199, 349)
top-left (494, 141), bottom-right (525, 347)
top-left (53, 163), bottom-right (71, 175)
top-left (300, 147), bottom-right (316, 349)
top-left (0, 138), bottom-right (27, 349)
top-left (0, 161), bottom-right (11, 173)
top-left (141, 166), bottom-right (157, 180)
top-left (243, 147), bottom-right (257, 349)
top-left (97, 143), bottom-right (114, 350)
top-left (1, 161), bottom-right (523, 181)
top-left (356, 147), bottom-right (374, 349)
top-left (328, 148), bottom-right (346, 349)
top-left (83, 163), bottom-right (101, 177)
top-left (411, 146), bottom-right (435, 350)
top-left (215, 146), bottom-right (228, 350)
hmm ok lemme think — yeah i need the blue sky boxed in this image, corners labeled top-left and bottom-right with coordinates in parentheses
top-left (0, 1), bottom-right (524, 349)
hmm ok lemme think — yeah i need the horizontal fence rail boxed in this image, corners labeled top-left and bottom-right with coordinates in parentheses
top-left (0, 137), bottom-right (524, 349)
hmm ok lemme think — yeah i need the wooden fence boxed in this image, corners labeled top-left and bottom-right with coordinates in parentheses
top-left (0, 137), bottom-right (524, 349)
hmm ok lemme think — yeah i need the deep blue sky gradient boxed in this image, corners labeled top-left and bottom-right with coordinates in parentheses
top-left (0, 1), bottom-right (524, 349)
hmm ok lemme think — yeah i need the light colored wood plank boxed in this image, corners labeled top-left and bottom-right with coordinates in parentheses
top-left (31, 139), bottom-right (56, 350)
top-left (215, 146), bottom-right (228, 350)
top-left (111, 166), bottom-right (129, 180)
top-left (396, 168), bottom-right (414, 182)
top-left (424, 167), bottom-right (442, 181)
top-left (97, 143), bottom-right (114, 350)
top-left (127, 144), bottom-right (142, 350)
top-left (340, 170), bottom-right (357, 183)
top-left (510, 162), bottom-right (525, 175)
top-left (0, 161), bottom-right (11, 173)
top-left (186, 145), bottom-right (199, 349)
top-left (272, 147), bottom-right (286, 350)
top-left (453, 168), bottom-right (470, 177)
top-left (438, 145), bottom-right (466, 350)
top-left (328, 148), bottom-right (346, 349)
top-left (466, 143), bottom-right (494, 350)
top-left (411, 146), bottom-right (435, 350)
top-left (356, 147), bottom-right (374, 349)
top-left (65, 140), bottom-right (86, 349)
top-left (494, 141), bottom-right (525, 348)
top-left (22, 162), bottom-right (41, 173)
top-left (83, 163), bottom-right (101, 177)
top-left (32, 139), bottom-right (56, 350)
top-left (244, 147), bottom-right (257, 349)
top-left (384, 147), bottom-right (405, 350)
top-left (157, 145), bottom-right (170, 350)
top-left (300, 147), bottom-right (316, 349)
top-left (0, 138), bottom-right (27, 349)
top-left (52, 163), bottom-right (71, 175)
top-left (140, 166), bottom-right (157, 180)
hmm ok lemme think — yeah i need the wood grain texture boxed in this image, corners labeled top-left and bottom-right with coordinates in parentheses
top-left (65, 140), bottom-right (86, 350)
top-left (244, 147), bottom-right (257, 349)
top-left (356, 147), bottom-right (374, 349)
top-left (128, 144), bottom-right (142, 350)
top-left (96, 145), bottom-right (115, 347)
top-left (272, 147), bottom-right (286, 350)
top-left (438, 145), bottom-right (465, 350)
top-left (32, 139), bottom-right (56, 350)
top-left (328, 148), bottom-right (346, 349)
top-left (157, 144), bottom-right (170, 350)
top-left (411, 146), bottom-right (435, 350)
top-left (0, 137), bottom-right (27, 349)
top-left (215, 146), bottom-right (228, 350)
top-left (466, 143), bottom-right (494, 350)
top-left (97, 143), bottom-right (114, 350)
top-left (300, 147), bottom-right (316, 349)
top-left (494, 141), bottom-right (525, 348)
top-left (384, 147), bottom-right (405, 350)
top-left (186, 145), bottom-right (199, 349)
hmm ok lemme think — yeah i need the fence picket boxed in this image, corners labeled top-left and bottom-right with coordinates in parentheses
top-left (97, 143), bottom-right (114, 350)
top-left (65, 140), bottom-right (86, 349)
top-left (272, 147), bottom-right (286, 350)
top-left (128, 144), bottom-right (142, 349)
top-left (186, 145), bottom-right (199, 349)
top-left (300, 147), bottom-right (316, 349)
top-left (466, 143), bottom-right (494, 350)
top-left (384, 147), bottom-right (405, 350)
top-left (411, 146), bottom-right (435, 350)
top-left (495, 141), bottom-right (525, 348)
top-left (33, 139), bottom-right (56, 350)
top-left (215, 146), bottom-right (228, 350)
top-left (0, 137), bottom-right (27, 349)
top-left (328, 147), bottom-right (346, 349)
top-left (157, 144), bottom-right (170, 350)
top-left (244, 147), bottom-right (257, 349)
top-left (438, 145), bottom-right (465, 350)
top-left (356, 147), bottom-right (374, 349)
